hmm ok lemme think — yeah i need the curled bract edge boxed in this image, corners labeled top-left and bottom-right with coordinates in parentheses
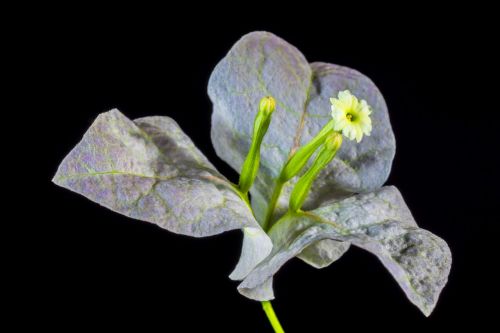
top-left (238, 187), bottom-right (452, 317)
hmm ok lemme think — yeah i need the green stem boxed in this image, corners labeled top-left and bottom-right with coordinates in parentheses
top-left (261, 301), bottom-right (285, 333)
top-left (262, 180), bottom-right (284, 231)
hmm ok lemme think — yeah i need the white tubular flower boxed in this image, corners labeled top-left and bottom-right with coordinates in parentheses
top-left (330, 90), bottom-right (372, 143)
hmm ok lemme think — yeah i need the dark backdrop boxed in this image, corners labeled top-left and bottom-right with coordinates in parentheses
top-left (20, 7), bottom-right (497, 332)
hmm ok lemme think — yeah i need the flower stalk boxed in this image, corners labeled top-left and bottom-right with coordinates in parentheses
top-left (262, 301), bottom-right (285, 333)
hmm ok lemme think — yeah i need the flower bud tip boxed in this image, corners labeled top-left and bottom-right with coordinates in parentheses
top-left (259, 96), bottom-right (276, 116)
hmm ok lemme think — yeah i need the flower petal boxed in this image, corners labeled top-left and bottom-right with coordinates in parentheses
top-left (355, 126), bottom-right (363, 143)
top-left (338, 90), bottom-right (354, 108)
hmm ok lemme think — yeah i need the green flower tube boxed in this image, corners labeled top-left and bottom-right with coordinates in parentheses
top-left (279, 119), bottom-right (334, 183)
top-left (262, 119), bottom-right (334, 230)
top-left (289, 132), bottom-right (343, 212)
top-left (238, 96), bottom-right (276, 194)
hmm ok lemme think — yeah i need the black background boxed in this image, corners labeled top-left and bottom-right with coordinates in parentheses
top-left (16, 6), bottom-right (498, 332)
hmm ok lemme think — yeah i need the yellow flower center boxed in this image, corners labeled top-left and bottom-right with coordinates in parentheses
top-left (346, 113), bottom-right (354, 121)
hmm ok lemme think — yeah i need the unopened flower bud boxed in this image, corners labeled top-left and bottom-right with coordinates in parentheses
top-left (238, 96), bottom-right (277, 194)
top-left (259, 96), bottom-right (276, 117)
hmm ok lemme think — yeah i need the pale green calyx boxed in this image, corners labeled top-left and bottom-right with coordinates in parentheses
top-left (238, 96), bottom-right (276, 194)
top-left (330, 90), bottom-right (372, 143)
